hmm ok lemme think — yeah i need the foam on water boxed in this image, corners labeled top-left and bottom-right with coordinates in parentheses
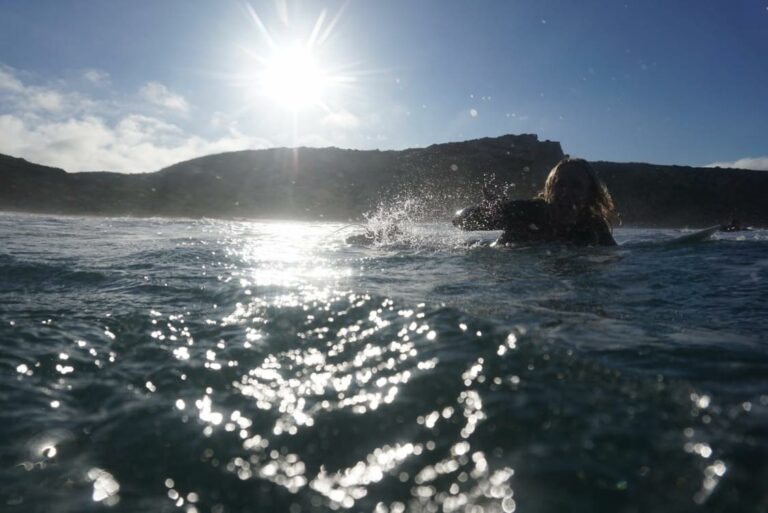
top-left (1, 213), bottom-right (767, 512)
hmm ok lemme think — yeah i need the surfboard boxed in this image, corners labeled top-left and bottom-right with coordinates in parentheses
top-left (663, 225), bottom-right (720, 245)
top-left (466, 226), bottom-right (721, 248)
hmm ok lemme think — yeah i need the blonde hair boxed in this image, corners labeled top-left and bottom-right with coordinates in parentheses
top-left (539, 158), bottom-right (617, 226)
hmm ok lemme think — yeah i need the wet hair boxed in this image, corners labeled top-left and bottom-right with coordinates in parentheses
top-left (539, 158), bottom-right (617, 226)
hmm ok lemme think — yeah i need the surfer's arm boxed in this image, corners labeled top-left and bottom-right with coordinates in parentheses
top-left (595, 220), bottom-right (617, 246)
top-left (452, 202), bottom-right (506, 230)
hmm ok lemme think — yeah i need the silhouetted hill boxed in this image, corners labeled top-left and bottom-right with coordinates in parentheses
top-left (592, 161), bottom-right (768, 228)
top-left (1, 134), bottom-right (767, 227)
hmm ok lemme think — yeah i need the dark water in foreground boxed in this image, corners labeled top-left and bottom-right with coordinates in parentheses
top-left (2, 213), bottom-right (768, 513)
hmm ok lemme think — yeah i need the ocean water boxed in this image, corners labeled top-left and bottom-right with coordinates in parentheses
top-left (2, 212), bottom-right (767, 513)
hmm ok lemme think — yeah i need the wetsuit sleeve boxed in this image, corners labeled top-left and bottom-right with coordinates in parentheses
top-left (452, 202), bottom-right (506, 230)
top-left (497, 200), bottom-right (548, 230)
top-left (453, 199), bottom-right (546, 231)
top-left (595, 219), bottom-right (617, 246)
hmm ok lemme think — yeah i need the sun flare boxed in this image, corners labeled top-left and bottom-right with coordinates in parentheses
top-left (259, 45), bottom-right (328, 109)
top-left (240, 3), bottom-right (355, 114)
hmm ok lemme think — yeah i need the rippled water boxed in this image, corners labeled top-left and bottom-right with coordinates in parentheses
top-left (2, 212), bottom-right (767, 513)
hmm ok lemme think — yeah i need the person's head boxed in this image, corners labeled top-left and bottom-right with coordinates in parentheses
top-left (540, 158), bottom-right (615, 225)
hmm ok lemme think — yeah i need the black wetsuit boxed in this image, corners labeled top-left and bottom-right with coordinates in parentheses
top-left (453, 199), bottom-right (616, 246)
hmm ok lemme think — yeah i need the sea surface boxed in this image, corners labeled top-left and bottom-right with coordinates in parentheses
top-left (2, 212), bottom-right (768, 513)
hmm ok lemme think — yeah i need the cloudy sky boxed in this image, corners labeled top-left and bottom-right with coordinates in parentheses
top-left (1, 0), bottom-right (766, 173)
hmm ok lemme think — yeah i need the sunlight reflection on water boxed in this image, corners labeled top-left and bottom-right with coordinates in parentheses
top-left (223, 221), bottom-right (352, 289)
top-left (3, 215), bottom-right (768, 512)
top-left (132, 220), bottom-right (525, 511)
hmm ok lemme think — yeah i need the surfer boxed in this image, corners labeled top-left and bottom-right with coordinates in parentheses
top-left (720, 218), bottom-right (749, 232)
top-left (453, 158), bottom-right (617, 246)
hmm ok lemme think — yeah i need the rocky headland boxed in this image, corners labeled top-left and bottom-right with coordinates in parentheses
top-left (1, 134), bottom-right (766, 227)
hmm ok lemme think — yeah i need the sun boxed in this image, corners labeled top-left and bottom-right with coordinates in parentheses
top-left (259, 45), bottom-right (329, 110)
top-left (240, 3), bottom-right (355, 114)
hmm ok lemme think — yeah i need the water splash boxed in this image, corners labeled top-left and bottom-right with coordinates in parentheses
top-left (352, 195), bottom-right (480, 249)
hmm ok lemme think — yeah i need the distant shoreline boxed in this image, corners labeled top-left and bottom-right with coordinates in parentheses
top-left (3, 134), bottom-right (767, 228)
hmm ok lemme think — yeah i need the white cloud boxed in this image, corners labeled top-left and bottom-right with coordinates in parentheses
top-left (83, 69), bottom-right (110, 85)
top-left (0, 112), bottom-right (270, 173)
top-left (26, 88), bottom-right (64, 111)
top-left (707, 157), bottom-right (768, 171)
top-left (1, 65), bottom-right (95, 115)
top-left (322, 109), bottom-right (360, 129)
top-left (139, 82), bottom-right (189, 113)
top-left (0, 64), bottom-right (274, 173)
top-left (0, 66), bottom-right (24, 92)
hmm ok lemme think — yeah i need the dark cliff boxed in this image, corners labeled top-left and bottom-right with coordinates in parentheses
top-left (1, 134), bottom-right (767, 227)
top-left (592, 162), bottom-right (768, 227)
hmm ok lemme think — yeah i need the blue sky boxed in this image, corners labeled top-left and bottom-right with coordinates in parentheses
top-left (0, 0), bottom-right (766, 173)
